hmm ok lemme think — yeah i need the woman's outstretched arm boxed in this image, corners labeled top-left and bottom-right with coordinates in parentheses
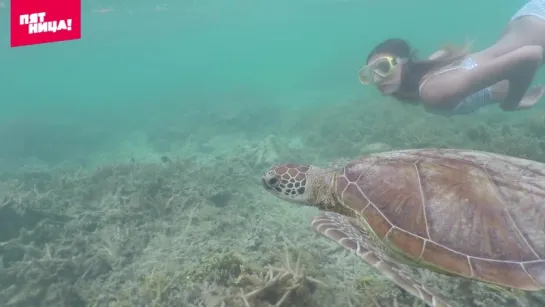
top-left (420, 45), bottom-right (543, 110)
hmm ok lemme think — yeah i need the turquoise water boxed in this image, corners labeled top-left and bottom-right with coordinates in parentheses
top-left (1, 1), bottom-right (542, 129)
top-left (1, 1), bottom-right (545, 306)
top-left (1, 1), bottom-right (539, 118)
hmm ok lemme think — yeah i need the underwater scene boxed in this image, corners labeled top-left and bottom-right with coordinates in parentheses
top-left (2, 0), bottom-right (545, 306)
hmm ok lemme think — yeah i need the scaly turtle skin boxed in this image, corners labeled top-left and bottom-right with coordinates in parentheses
top-left (261, 148), bottom-right (545, 307)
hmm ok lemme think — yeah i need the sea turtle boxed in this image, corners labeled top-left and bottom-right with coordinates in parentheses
top-left (260, 148), bottom-right (545, 307)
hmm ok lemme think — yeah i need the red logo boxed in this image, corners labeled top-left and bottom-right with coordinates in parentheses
top-left (10, 0), bottom-right (81, 47)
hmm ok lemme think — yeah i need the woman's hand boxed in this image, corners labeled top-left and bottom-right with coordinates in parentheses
top-left (516, 85), bottom-right (545, 109)
top-left (499, 45), bottom-right (543, 110)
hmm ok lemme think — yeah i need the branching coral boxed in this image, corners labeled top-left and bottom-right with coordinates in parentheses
top-left (236, 244), bottom-right (327, 307)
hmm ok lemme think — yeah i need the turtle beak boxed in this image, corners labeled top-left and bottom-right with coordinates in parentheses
top-left (261, 177), bottom-right (271, 190)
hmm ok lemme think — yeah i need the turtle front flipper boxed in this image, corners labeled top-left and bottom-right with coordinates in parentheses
top-left (311, 212), bottom-right (453, 307)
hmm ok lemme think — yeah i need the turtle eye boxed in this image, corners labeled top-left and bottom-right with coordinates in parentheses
top-left (268, 177), bottom-right (279, 186)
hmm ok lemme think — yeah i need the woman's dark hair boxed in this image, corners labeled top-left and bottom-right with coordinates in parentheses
top-left (366, 38), bottom-right (469, 103)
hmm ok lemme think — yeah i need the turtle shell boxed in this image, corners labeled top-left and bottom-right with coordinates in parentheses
top-left (336, 148), bottom-right (545, 290)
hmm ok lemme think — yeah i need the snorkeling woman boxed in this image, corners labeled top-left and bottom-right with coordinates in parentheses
top-left (358, 0), bottom-right (545, 117)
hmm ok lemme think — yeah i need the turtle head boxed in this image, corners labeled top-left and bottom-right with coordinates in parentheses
top-left (261, 163), bottom-right (335, 209)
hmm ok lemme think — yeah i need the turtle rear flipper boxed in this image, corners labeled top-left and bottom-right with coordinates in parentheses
top-left (311, 212), bottom-right (452, 307)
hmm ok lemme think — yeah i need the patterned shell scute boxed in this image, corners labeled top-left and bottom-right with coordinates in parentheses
top-left (337, 148), bottom-right (545, 290)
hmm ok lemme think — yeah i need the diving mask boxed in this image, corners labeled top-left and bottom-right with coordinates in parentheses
top-left (358, 56), bottom-right (407, 85)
